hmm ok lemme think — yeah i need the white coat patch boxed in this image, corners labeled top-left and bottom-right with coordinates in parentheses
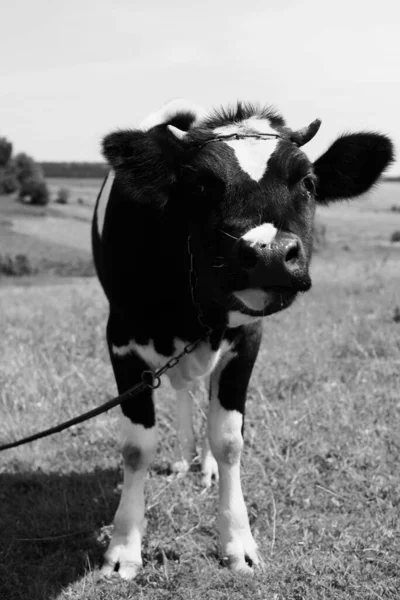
top-left (242, 223), bottom-right (277, 247)
top-left (96, 170), bottom-right (115, 237)
top-left (227, 310), bottom-right (261, 328)
top-left (112, 338), bottom-right (232, 390)
top-left (214, 118), bottom-right (280, 182)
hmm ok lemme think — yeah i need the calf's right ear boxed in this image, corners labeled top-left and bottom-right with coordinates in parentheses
top-left (102, 129), bottom-right (179, 190)
top-left (313, 132), bottom-right (394, 204)
top-left (102, 130), bottom-right (145, 168)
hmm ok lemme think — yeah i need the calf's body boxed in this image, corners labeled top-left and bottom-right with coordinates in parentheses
top-left (92, 100), bottom-right (393, 578)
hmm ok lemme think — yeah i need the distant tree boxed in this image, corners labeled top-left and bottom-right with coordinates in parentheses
top-left (0, 162), bottom-right (19, 194)
top-left (40, 161), bottom-right (108, 178)
top-left (19, 176), bottom-right (50, 206)
top-left (14, 152), bottom-right (43, 184)
top-left (0, 137), bottom-right (18, 194)
top-left (0, 141), bottom-right (50, 201)
top-left (13, 152), bottom-right (49, 205)
top-left (0, 137), bottom-right (12, 166)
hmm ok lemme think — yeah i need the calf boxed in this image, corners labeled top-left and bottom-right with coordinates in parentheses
top-left (92, 99), bottom-right (393, 578)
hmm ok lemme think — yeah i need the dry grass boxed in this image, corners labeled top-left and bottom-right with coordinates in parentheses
top-left (0, 184), bottom-right (400, 599)
top-left (0, 191), bottom-right (94, 278)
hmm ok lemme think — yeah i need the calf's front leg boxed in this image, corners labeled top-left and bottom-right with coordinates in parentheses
top-left (102, 339), bottom-right (157, 580)
top-left (208, 323), bottom-right (262, 573)
top-left (102, 412), bottom-right (157, 579)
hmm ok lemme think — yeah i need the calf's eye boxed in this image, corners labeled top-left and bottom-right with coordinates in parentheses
top-left (302, 176), bottom-right (316, 194)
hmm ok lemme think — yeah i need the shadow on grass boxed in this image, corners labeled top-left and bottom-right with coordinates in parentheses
top-left (0, 467), bottom-right (120, 600)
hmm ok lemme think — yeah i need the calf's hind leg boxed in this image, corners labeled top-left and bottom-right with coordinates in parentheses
top-left (171, 386), bottom-right (196, 475)
top-left (101, 340), bottom-right (157, 580)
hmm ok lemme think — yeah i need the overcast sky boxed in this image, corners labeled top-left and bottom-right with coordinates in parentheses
top-left (1, 0), bottom-right (398, 173)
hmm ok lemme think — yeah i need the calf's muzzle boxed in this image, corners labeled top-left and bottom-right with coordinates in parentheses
top-left (234, 234), bottom-right (311, 292)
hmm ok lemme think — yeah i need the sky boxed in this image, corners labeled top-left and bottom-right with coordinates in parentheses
top-left (1, 0), bottom-right (399, 173)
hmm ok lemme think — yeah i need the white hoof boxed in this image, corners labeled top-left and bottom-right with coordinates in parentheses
top-left (222, 531), bottom-right (263, 574)
top-left (101, 537), bottom-right (142, 580)
top-left (171, 458), bottom-right (191, 476)
top-left (201, 453), bottom-right (219, 488)
top-left (101, 558), bottom-right (142, 580)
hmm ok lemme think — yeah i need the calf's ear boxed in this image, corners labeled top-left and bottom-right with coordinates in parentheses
top-left (102, 129), bottom-right (177, 187)
top-left (313, 133), bottom-right (394, 204)
top-left (102, 129), bottom-right (146, 169)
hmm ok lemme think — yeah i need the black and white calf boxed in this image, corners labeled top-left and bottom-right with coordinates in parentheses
top-left (92, 99), bottom-right (393, 578)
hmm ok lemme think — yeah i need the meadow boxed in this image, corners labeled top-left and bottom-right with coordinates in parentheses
top-left (0, 181), bottom-right (400, 599)
top-left (0, 179), bottom-right (96, 279)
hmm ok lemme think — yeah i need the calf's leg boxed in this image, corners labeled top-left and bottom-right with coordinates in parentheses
top-left (171, 386), bottom-right (196, 475)
top-left (102, 329), bottom-right (157, 579)
top-left (207, 323), bottom-right (262, 573)
top-left (201, 428), bottom-right (219, 488)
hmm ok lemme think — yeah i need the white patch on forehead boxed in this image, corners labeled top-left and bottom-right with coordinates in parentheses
top-left (226, 138), bottom-right (279, 181)
top-left (214, 118), bottom-right (279, 182)
top-left (242, 223), bottom-right (277, 247)
top-left (96, 170), bottom-right (115, 237)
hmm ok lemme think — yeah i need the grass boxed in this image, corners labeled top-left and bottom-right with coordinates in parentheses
top-left (0, 226), bottom-right (94, 278)
top-left (0, 186), bottom-right (96, 279)
top-left (0, 183), bottom-right (400, 599)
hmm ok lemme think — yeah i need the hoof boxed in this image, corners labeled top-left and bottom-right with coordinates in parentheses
top-left (201, 455), bottom-right (219, 488)
top-left (171, 458), bottom-right (191, 476)
top-left (221, 532), bottom-right (263, 575)
top-left (101, 558), bottom-right (142, 580)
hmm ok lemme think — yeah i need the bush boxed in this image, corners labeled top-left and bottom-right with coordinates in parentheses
top-left (1, 172), bottom-right (19, 194)
top-left (0, 253), bottom-right (35, 276)
top-left (55, 186), bottom-right (71, 204)
top-left (19, 176), bottom-right (50, 206)
top-left (14, 152), bottom-right (43, 183)
top-left (0, 143), bottom-right (49, 199)
top-left (0, 137), bottom-right (13, 166)
top-left (0, 163), bottom-right (19, 194)
top-left (390, 230), bottom-right (400, 243)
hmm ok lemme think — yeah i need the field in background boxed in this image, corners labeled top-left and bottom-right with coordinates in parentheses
top-left (0, 181), bottom-right (400, 599)
top-left (0, 178), bottom-right (102, 278)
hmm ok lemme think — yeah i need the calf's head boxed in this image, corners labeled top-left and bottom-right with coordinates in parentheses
top-left (102, 101), bottom-right (394, 324)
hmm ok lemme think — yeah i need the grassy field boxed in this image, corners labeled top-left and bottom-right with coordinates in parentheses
top-left (0, 178), bottom-right (100, 279)
top-left (47, 177), bottom-right (101, 208)
top-left (0, 182), bottom-right (400, 599)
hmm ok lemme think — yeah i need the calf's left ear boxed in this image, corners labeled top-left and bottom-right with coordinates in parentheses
top-left (313, 133), bottom-right (394, 204)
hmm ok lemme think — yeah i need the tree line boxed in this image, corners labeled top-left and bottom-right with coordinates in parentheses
top-left (40, 162), bottom-right (108, 179)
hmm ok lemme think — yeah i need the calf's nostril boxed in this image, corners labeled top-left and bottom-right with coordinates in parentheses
top-left (284, 240), bottom-right (300, 264)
